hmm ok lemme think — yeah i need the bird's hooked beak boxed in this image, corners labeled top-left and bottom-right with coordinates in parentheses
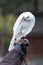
top-left (23, 17), bottom-right (27, 20)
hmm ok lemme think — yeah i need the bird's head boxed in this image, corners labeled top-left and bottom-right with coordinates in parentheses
top-left (23, 12), bottom-right (35, 22)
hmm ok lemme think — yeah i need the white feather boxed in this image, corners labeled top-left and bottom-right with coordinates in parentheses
top-left (8, 12), bottom-right (35, 51)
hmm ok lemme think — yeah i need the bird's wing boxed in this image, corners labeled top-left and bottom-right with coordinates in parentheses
top-left (8, 14), bottom-right (23, 51)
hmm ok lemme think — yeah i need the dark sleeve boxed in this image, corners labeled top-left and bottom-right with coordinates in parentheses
top-left (20, 43), bottom-right (27, 56)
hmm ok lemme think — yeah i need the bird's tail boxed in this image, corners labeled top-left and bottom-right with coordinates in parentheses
top-left (8, 34), bottom-right (15, 51)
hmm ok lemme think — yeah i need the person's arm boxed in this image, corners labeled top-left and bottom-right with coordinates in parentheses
top-left (24, 56), bottom-right (28, 65)
top-left (24, 47), bottom-right (28, 65)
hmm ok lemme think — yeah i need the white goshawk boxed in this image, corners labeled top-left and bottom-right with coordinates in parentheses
top-left (8, 12), bottom-right (35, 51)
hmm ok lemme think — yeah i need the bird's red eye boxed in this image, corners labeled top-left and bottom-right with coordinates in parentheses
top-left (27, 17), bottom-right (29, 18)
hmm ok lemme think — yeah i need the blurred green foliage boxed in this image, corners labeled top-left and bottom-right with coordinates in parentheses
top-left (6, 14), bottom-right (17, 34)
top-left (38, 0), bottom-right (43, 12)
top-left (0, 14), bottom-right (17, 34)
top-left (0, 15), bottom-right (4, 30)
top-left (0, 0), bottom-right (43, 14)
top-left (0, 14), bottom-right (17, 55)
top-left (4, 35), bottom-right (12, 55)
